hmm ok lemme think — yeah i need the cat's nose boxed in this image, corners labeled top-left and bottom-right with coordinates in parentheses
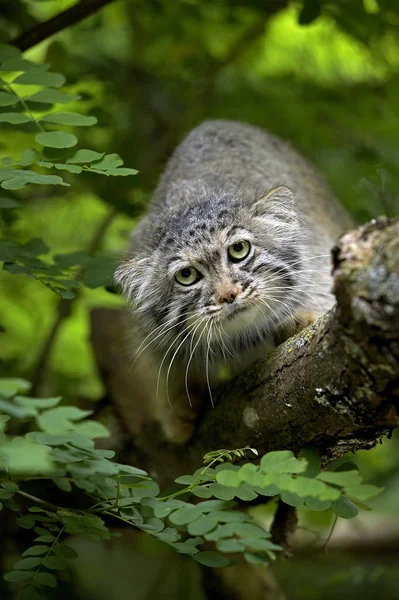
top-left (222, 291), bottom-right (237, 304)
top-left (215, 282), bottom-right (241, 305)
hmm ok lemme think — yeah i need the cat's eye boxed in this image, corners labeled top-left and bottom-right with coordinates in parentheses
top-left (228, 240), bottom-right (251, 262)
top-left (175, 266), bottom-right (200, 286)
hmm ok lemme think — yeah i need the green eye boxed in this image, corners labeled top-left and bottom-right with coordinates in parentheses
top-left (228, 240), bottom-right (251, 262)
top-left (175, 266), bottom-right (200, 286)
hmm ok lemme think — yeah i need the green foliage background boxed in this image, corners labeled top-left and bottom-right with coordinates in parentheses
top-left (0, 0), bottom-right (398, 599)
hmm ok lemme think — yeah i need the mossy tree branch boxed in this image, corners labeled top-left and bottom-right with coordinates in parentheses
top-left (91, 216), bottom-right (399, 485)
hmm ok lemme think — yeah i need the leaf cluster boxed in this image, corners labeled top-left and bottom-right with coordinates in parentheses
top-left (0, 377), bottom-right (384, 597)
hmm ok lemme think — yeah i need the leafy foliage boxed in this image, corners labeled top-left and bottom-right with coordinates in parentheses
top-left (0, 43), bottom-right (136, 298)
top-left (0, 378), bottom-right (384, 596)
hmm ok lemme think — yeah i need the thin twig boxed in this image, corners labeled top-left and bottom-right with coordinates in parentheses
top-left (323, 514), bottom-right (338, 553)
top-left (16, 489), bottom-right (59, 511)
top-left (12, 0), bottom-right (117, 52)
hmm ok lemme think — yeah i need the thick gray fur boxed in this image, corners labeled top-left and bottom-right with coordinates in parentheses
top-left (115, 119), bottom-right (353, 441)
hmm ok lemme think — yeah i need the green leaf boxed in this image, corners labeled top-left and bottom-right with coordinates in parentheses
top-left (153, 528), bottom-right (180, 544)
top-left (52, 163), bottom-right (83, 174)
top-left (0, 415), bottom-right (10, 429)
top-left (34, 535), bottom-right (56, 543)
top-left (344, 484), bottom-right (383, 501)
top-left (216, 470), bottom-right (240, 487)
top-left (191, 486), bottom-right (213, 498)
top-left (33, 572), bottom-right (57, 587)
top-left (212, 511), bottom-right (249, 523)
top-left (331, 497), bottom-right (359, 519)
top-left (35, 131), bottom-right (78, 149)
top-left (298, 447), bottom-right (321, 478)
top-left (260, 451), bottom-right (308, 474)
top-left (96, 167), bottom-right (138, 176)
top-left (4, 571), bottom-right (35, 582)
top-left (67, 149), bottom-right (104, 164)
top-left (54, 251), bottom-right (89, 267)
top-left (14, 557), bottom-right (41, 570)
top-left (23, 545), bottom-right (50, 556)
top-left (240, 538), bottom-right (282, 552)
top-left (289, 476), bottom-right (341, 500)
top-left (36, 406), bottom-right (92, 433)
top-left (0, 170), bottom-right (68, 190)
top-left (280, 490), bottom-right (304, 506)
top-left (0, 44), bottom-right (21, 61)
top-left (0, 489), bottom-right (13, 499)
top-left (1, 481), bottom-right (19, 492)
top-left (0, 437), bottom-right (53, 474)
top-left (0, 58), bottom-right (45, 72)
top-left (17, 516), bottom-right (36, 529)
top-left (174, 474), bottom-right (196, 485)
top-left (169, 506), bottom-right (202, 526)
top-left (14, 72), bottom-right (65, 87)
top-left (194, 551), bottom-right (230, 568)
top-left (27, 89), bottom-right (80, 104)
top-left (303, 497), bottom-right (332, 511)
top-left (318, 470), bottom-right (362, 487)
top-left (0, 197), bottom-right (20, 208)
top-left (73, 420), bottom-right (110, 439)
top-left (235, 484), bottom-right (258, 501)
top-left (53, 543), bottom-right (78, 559)
top-left (84, 255), bottom-right (117, 288)
top-left (91, 153), bottom-right (123, 170)
top-left (14, 396), bottom-right (61, 410)
top-left (244, 552), bottom-right (269, 565)
top-left (217, 538), bottom-right (245, 553)
top-left (0, 378), bottom-right (31, 398)
top-left (42, 556), bottom-right (66, 570)
top-left (188, 515), bottom-right (218, 535)
top-left (0, 92), bottom-right (18, 106)
top-left (232, 523), bottom-right (271, 538)
top-left (40, 112), bottom-right (97, 126)
top-left (0, 113), bottom-right (31, 124)
top-left (23, 238), bottom-right (50, 256)
top-left (208, 483), bottom-right (236, 501)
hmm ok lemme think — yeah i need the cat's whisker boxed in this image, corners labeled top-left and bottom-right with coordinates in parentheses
top-left (205, 321), bottom-right (214, 408)
top-left (165, 316), bottom-right (203, 409)
top-left (258, 298), bottom-right (280, 322)
top-left (131, 309), bottom-right (196, 368)
top-left (215, 321), bottom-right (233, 361)
top-left (156, 319), bottom-right (201, 405)
top-left (185, 317), bottom-right (209, 407)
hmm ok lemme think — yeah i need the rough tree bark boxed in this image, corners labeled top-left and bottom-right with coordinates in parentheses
top-left (90, 216), bottom-right (398, 600)
top-left (91, 216), bottom-right (399, 483)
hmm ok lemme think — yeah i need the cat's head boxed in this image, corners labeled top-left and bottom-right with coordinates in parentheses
top-left (115, 186), bottom-right (307, 357)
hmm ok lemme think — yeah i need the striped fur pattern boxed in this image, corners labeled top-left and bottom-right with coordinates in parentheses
top-left (115, 120), bottom-right (353, 441)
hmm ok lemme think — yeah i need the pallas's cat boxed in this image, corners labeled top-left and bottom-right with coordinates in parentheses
top-left (115, 120), bottom-right (353, 442)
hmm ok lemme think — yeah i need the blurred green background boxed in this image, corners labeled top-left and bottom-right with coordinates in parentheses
top-left (0, 0), bottom-right (398, 599)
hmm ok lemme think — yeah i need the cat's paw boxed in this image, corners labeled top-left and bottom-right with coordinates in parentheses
top-left (294, 310), bottom-right (321, 331)
top-left (274, 310), bottom-right (321, 345)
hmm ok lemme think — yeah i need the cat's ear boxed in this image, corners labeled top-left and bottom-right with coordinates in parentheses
top-left (251, 186), bottom-right (295, 220)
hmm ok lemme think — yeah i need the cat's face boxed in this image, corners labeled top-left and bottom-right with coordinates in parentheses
top-left (115, 186), bottom-right (306, 360)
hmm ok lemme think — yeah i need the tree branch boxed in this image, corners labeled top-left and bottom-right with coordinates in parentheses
top-left (11, 0), bottom-right (116, 52)
top-left (90, 217), bottom-right (399, 485)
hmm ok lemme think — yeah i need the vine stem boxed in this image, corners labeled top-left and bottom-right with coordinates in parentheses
top-left (323, 514), bottom-right (339, 553)
top-left (16, 489), bottom-right (60, 511)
